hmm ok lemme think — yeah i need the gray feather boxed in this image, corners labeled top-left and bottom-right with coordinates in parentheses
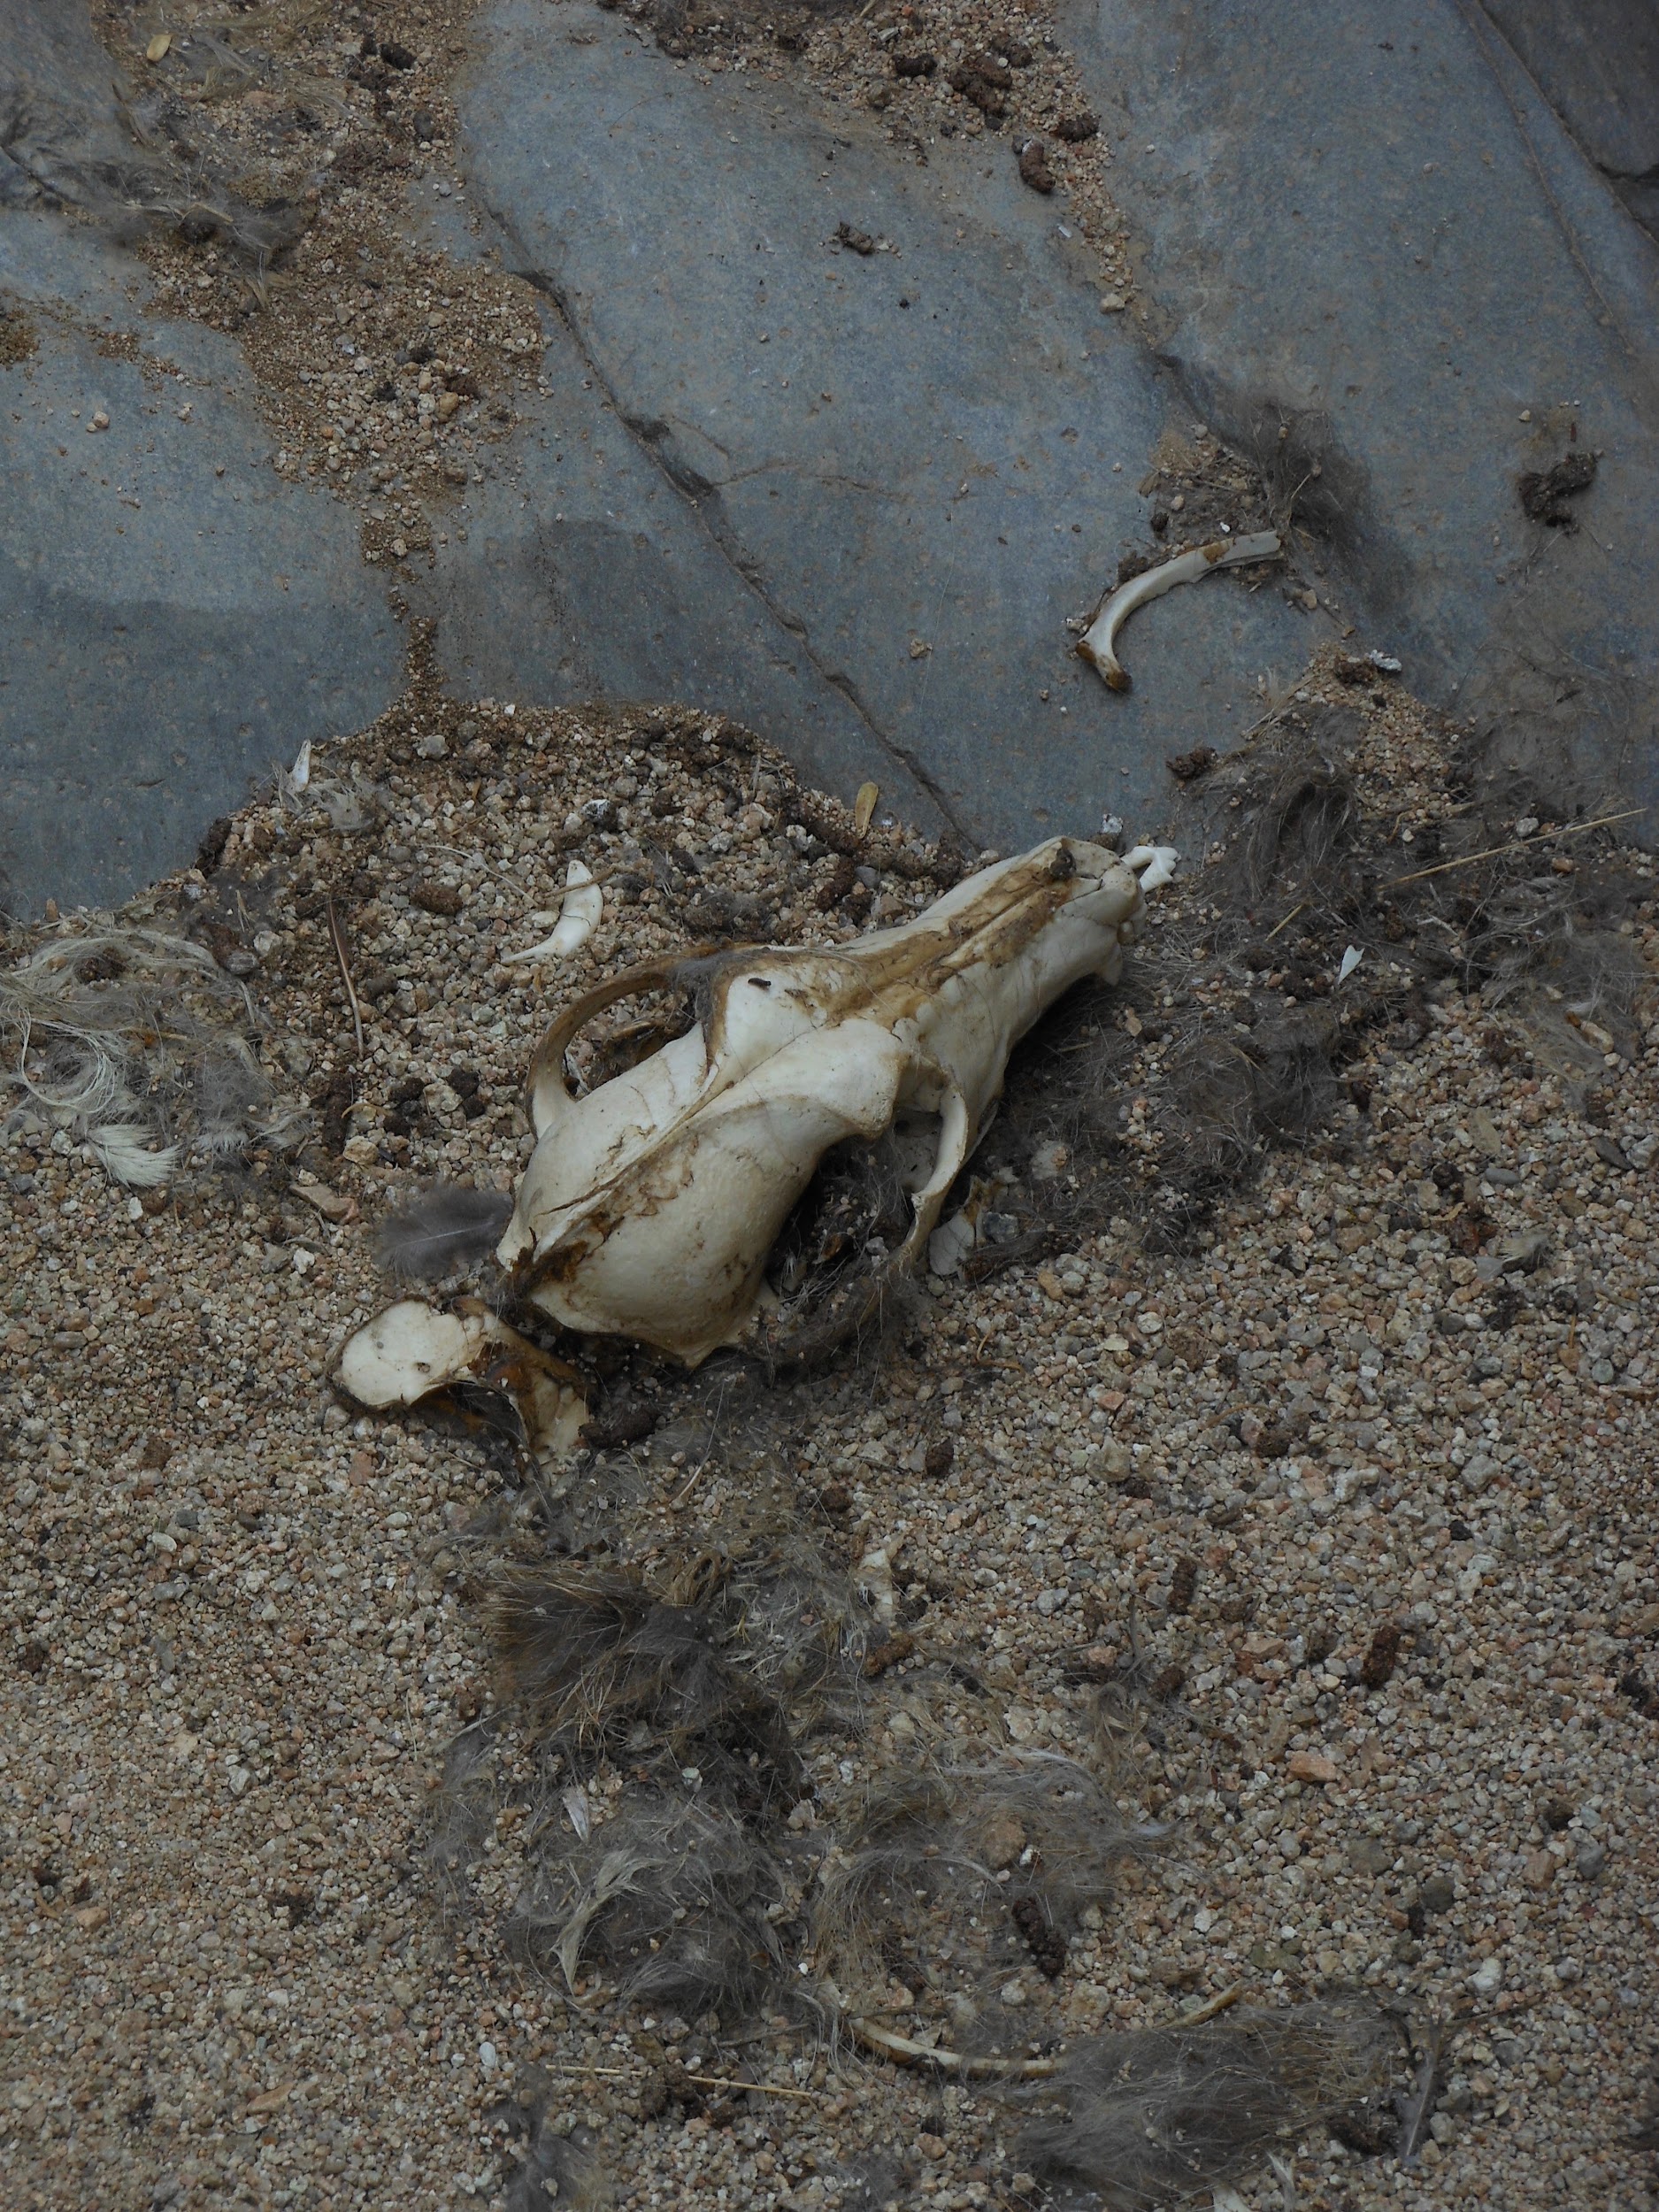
top-left (373, 1184), bottom-right (512, 1281)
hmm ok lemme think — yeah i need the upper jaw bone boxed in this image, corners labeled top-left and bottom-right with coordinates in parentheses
top-left (497, 836), bottom-right (1156, 1364)
top-left (334, 1294), bottom-right (587, 1459)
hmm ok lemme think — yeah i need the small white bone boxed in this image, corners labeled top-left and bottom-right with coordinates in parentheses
top-left (1123, 844), bottom-right (1179, 893)
top-left (856, 1535), bottom-right (904, 1630)
top-left (502, 861), bottom-right (603, 965)
top-left (1077, 532), bottom-right (1283, 692)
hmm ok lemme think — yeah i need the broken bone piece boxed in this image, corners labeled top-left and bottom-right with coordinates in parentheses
top-left (928, 1209), bottom-right (977, 1278)
top-left (334, 1295), bottom-right (586, 1461)
top-left (1077, 532), bottom-right (1283, 692)
top-left (503, 861), bottom-right (603, 965)
top-left (1122, 844), bottom-right (1179, 894)
top-left (498, 836), bottom-right (1161, 1364)
top-left (856, 1535), bottom-right (904, 1630)
top-left (278, 738), bottom-right (314, 806)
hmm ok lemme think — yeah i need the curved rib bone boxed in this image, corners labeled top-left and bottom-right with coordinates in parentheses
top-left (1077, 532), bottom-right (1282, 692)
top-left (502, 860), bottom-right (603, 965)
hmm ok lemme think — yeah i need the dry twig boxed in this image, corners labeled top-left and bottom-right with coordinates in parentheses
top-left (1174, 1981), bottom-right (1248, 2027)
top-left (544, 2061), bottom-right (829, 2105)
top-left (326, 895), bottom-right (365, 1061)
top-left (1385, 808), bottom-right (1645, 887)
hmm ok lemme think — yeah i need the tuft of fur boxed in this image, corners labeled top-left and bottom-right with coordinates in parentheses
top-left (84, 1125), bottom-right (182, 1189)
top-left (1018, 1999), bottom-right (1400, 2206)
top-left (455, 1524), bottom-right (872, 2025)
top-left (814, 1754), bottom-right (1166, 2036)
top-left (0, 927), bottom-right (303, 1186)
top-left (1, 8), bottom-right (310, 266)
top-left (968, 703), bottom-right (1650, 1258)
top-left (373, 1184), bottom-right (513, 1282)
top-left (488, 1541), bottom-right (865, 1809)
top-left (511, 1793), bottom-right (795, 2021)
top-left (428, 1721), bottom-right (500, 1893)
top-left (500, 2066), bottom-right (613, 2211)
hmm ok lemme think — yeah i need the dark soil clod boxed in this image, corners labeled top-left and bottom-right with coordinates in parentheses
top-left (1518, 451), bottom-right (1597, 527)
top-left (1017, 139), bottom-right (1056, 192)
top-left (1361, 1621), bottom-right (1402, 1689)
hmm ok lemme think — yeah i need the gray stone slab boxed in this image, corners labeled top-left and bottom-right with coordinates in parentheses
top-left (1479, 0), bottom-right (1659, 207)
top-left (1060, 0), bottom-right (1659, 828)
top-left (0, 213), bottom-right (402, 918)
top-left (442, 1), bottom-right (1317, 853)
top-left (0, 0), bottom-right (149, 213)
top-left (410, 294), bottom-right (947, 835)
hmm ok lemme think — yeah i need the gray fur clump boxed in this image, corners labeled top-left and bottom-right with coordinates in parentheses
top-left (372, 1184), bottom-right (512, 1282)
top-left (1018, 1998), bottom-right (1398, 2206)
top-left (0, 928), bottom-right (303, 1185)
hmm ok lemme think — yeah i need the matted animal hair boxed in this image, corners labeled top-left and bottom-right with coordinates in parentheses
top-left (0, 927), bottom-right (303, 1183)
top-left (1018, 1998), bottom-right (1400, 2207)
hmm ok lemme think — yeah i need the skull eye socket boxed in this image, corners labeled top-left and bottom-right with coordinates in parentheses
top-left (565, 995), bottom-right (700, 1094)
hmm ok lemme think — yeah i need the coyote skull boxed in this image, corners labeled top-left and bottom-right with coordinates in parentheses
top-left (496, 837), bottom-right (1166, 1363)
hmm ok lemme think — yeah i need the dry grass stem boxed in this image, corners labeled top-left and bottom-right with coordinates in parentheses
top-left (1384, 806), bottom-right (1647, 886)
top-left (849, 2018), bottom-right (1060, 2078)
top-left (326, 895), bottom-right (365, 1061)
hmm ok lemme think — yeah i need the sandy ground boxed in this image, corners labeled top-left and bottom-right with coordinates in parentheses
top-left (3, 666), bottom-right (1657, 2212)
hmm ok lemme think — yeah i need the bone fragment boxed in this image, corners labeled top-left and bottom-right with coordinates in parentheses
top-left (1077, 533), bottom-right (1283, 691)
top-left (334, 1295), bottom-right (586, 1460)
top-left (503, 862), bottom-right (603, 965)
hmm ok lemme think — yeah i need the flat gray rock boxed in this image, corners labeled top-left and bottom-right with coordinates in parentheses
top-left (1478, 0), bottom-right (1659, 234)
top-left (439, 1), bottom-right (1316, 853)
top-left (0, 1), bottom-right (402, 919)
top-left (1061, 0), bottom-right (1659, 828)
top-left (20, 0), bottom-right (1648, 924)
top-left (0, 221), bottom-right (401, 918)
top-left (411, 288), bottom-right (947, 837)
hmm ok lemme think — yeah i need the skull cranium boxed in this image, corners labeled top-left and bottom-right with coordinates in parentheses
top-left (495, 836), bottom-right (1164, 1363)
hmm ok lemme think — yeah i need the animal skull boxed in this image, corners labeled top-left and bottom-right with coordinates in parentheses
top-left (496, 836), bottom-right (1166, 1364)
